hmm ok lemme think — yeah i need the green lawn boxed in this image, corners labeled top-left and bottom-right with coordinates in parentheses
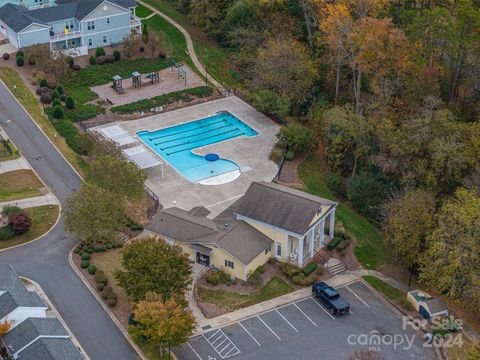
top-left (141, 0), bottom-right (240, 88)
top-left (197, 277), bottom-right (294, 312)
top-left (298, 155), bottom-right (385, 269)
top-left (362, 275), bottom-right (413, 311)
top-left (0, 205), bottom-right (59, 250)
top-left (0, 67), bottom-right (84, 175)
top-left (135, 3), bottom-right (153, 18)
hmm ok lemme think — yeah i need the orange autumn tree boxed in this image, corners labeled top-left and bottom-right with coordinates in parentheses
top-left (0, 320), bottom-right (13, 338)
top-left (129, 292), bottom-right (196, 357)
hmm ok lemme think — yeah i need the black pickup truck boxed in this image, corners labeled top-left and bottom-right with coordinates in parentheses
top-left (312, 282), bottom-right (350, 315)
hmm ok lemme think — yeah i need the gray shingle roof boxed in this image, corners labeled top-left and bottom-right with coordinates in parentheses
top-left (0, 4), bottom-right (45, 32)
top-left (15, 338), bottom-right (84, 360)
top-left (0, 264), bottom-right (46, 314)
top-left (0, 292), bottom-right (18, 319)
top-left (28, 2), bottom-right (77, 22)
top-left (57, 0), bottom-right (135, 20)
top-left (233, 182), bottom-right (337, 235)
top-left (3, 318), bottom-right (68, 355)
top-left (216, 221), bottom-right (272, 264)
top-left (146, 207), bottom-right (218, 243)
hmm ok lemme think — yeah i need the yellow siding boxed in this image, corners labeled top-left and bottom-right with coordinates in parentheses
top-left (245, 246), bottom-right (273, 276)
top-left (309, 205), bottom-right (331, 226)
top-left (178, 243), bottom-right (197, 262)
top-left (242, 221), bottom-right (289, 259)
top-left (209, 246), bottom-right (247, 280)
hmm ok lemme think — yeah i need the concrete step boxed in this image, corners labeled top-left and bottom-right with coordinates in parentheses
top-left (325, 258), bottom-right (346, 275)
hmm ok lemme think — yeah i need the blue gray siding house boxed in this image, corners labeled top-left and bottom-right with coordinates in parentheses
top-left (0, 0), bottom-right (139, 53)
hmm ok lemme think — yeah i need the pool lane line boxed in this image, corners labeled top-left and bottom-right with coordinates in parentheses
top-left (159, 128), bottom-right (242, 151)
top-left (154, 123), bottom-right (234, 146)
top-left (148, 119), bottom-right (227, 141)
top-left (165, 131), bottom-right (245, 155)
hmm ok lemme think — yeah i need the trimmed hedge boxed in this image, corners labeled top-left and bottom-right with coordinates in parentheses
top-left (87, 265), bottom-right (97, 274)
top-left (326, 236), bottom-right (342, 250)
top-left (80, 260), bottom-right (90, 268)
top-left (81, 253), bottom-right (91, 261)
top-left (302, 262), bottom-right (317, 276)
top-left (111, 86), bottom-right (214, 114)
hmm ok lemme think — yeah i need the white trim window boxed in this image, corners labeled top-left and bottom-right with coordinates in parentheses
top-left (264, 244), bottom-right (271, 255)
top-left (87, 21), bottom-right (95, 30)
top-left (224, 260), bottom-right (234, 269)
top-left (276, 243), bottom-right (282, 257)
top-left (88, 38), bottom-right (92, 46)
top-left (102, 35), bottom-right (107, 43)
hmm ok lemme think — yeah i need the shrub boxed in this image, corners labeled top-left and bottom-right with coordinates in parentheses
top-left (113, 50), bottom-right (121, 61)
top-left (158, 50), bottom-right (166, 58)
top-left (28, 55), bottom-right (35, 65)
top-left (47, 80), bottom-right (57, 90)
top-left (277, 124), bottom-right (316, 153)
top-left (52, 99), bottom-right (62, 108)
top-left (95, 47), bottom-right (106, 57)
top-left (65, 96), bottom-right (75, 109)
top-left (336, 239), bottom-right (350, 252)
top-left (66, 56), bottom-right (74, 68)
top-left (97, 282), bottom-right (106, 291)
top-left (60, 93), bottom-right (66, 102)
top-left (3, 205), bottom-right (23, 215)
top-left (106, 298), bottom-right (117, 307)
top-left (56, 85), bottom-right (64, 95)
top-left (16, 56), bottom-right (24, 67)
top-left (81, 253), bottom-right (91, 261)
top-left (8, 213), bottom-right (32, 235)
top-left (86, 247), bottom-right (94, 254)
top-left (326, 236), bottom-right (342, 250)
top-left (292, 272), bottom-right (306, 285)
top-left (96, 55), bottom-right (107, 65)
top-left (95, 271), bottom-right (108, 285)
top-left (279, 262), bottom-right (300, 279)
top-left (139, 46), bottom-right (145, 52)
top-left (326, 173), bottom-right (347, 198)
top-left (87, 265), bottom-right (97, 274)
top-left (106, 54), bottom-right (115, 63)
top-left (39, 78), bottom-right (48, 87)
top-left (101, 286), bottom-right (113, 299)
top-left (52, 89), bottom-right (60, 100)
top-left (0, 226), bottom-right (14, 240)
top-left (248, 89), bottom-right (291, 117)
top-left (73, 248), bottom-right (81, 254)
top-left (80, 260), bottom-right (90, 268)
top-left (89, 56), bottom-right (97, 65)
top-left (16, 50), bottom-right (24, 58)
top-left (36, 88), bottom-right (43, 96)
top-left (40, 93), bottom-right (52, 104)
top-left (205, 271), bottom-right (220, 286)
top-left (285, 149), bottom-right (295, 161)
top-left (248, 265), bottom-right (265, 286)
top-left (2, 53), bottom-right (9, 60)
top-left (52, 105), bottom-right (64, 119)
top-left (303, 262), bottom-right (317, 276)
top-left (269, 145), bottom-right (283, 163)
top-left (72, 64), bottom-right (81, 71)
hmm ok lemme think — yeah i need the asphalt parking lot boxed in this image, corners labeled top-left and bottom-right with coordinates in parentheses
top-left (174, 281), bottom-right (435, 360)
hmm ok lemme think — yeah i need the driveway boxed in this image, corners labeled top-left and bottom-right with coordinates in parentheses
top-left (174, 281), bottom-right (435, 360)
top-left (0, 83), bottom-right (138, 360)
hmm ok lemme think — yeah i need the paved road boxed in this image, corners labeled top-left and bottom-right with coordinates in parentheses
top-left (0, 83), bottom-right (138, 360)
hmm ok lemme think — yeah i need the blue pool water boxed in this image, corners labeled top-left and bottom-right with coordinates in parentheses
top-left (137, 112), bottom-right (258, 182)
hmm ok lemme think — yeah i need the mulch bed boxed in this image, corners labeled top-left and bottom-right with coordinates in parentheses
top-left (278, 153), bottom-right (307, 185)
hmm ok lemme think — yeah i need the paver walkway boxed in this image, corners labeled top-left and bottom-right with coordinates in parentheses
top-left (0, 193), bottom-right (57, 209)
top-left (0, 157), bottom-right (30, 173)
top-left (138, 0), bottom-right (225, 92)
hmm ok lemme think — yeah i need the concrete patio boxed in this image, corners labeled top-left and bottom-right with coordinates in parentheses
top-left (94, 96), bottom-right (279, 216)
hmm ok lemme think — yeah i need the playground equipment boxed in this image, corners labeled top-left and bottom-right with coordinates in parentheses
top-left (145, 71), bottom-right (160, 85)
top-left (112, 75), bottom-right (124, 94)
top-left (171, 59), bottom-right (187, 86)
top-left (132, 71), bottom-right (142, 88)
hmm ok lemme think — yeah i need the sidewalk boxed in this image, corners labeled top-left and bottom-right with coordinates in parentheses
top-left (0, 193), bottom-right (58, 209)
top-left (193, 271), bottom-right (359, 334)
top-left (0, 157), bottom-right (29, 173)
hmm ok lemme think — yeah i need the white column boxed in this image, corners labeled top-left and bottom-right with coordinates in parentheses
top-left (285, 233), bottom-right (289, 257)
top-left (297, 236), bottom-right (303, 268)
top-left (320, 219), bottom-right (325, 247)
top-left (309, 228), bottom-right (314, 257)
top-left (329, 209), bottom-right (335, 239)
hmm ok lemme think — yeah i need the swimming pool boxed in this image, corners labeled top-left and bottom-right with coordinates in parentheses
top-left (137, 111), bottom-right (258, 183)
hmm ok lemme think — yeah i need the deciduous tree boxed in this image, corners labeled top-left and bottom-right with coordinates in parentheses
top-left (115, 237), bottom-right (191, 301)
top-left (129, 292), bottom-right (196, 357)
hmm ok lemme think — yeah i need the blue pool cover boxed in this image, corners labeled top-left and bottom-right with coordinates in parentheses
top-left (137, 112), bottom-right (258, 182)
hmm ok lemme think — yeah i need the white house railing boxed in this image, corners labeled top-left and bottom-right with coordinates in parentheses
top-left (50, 31), bottom-right (82, 42)
top-left (130, 17), bottom-right (141, 27)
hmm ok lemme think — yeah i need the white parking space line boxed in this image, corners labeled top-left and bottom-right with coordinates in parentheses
top-left (238, 322), bottom-right (261, 346)
top-left (203, 329), bottom-right (241, 359)
top-left (310, 297), bottom-right (335, 320)
top-left (345, 284), bottom-right (370, 308)
top-left (257, 315), bottom-right (281, 341)
top-left (293, 303), bottom-right (318, 327)
top-left (275, 309), bottom-right (299, 333)
top-left (187, 342), bottom-right (203, 360)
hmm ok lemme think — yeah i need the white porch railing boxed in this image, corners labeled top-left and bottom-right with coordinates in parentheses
top-left (51, 45), bottom-right (88, 58)
top-left (50, 31), bottom-right (82, 42)
top-left (130, 17), bottom-right (141, 27)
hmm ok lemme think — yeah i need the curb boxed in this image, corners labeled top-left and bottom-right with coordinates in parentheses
top-left (0, 78), bottom-right (84, 181)
top-left (68, 247), bottom-right (148, 360)
top-left (20, 276), bottom-right (92, 360)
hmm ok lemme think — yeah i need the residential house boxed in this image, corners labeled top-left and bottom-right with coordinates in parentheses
top-left (1, 318), bottom-right (84, 360)
top-left (0, 0), bottom-right (53, 11)
top-left (146, 182), bottom-right (338, 281)
top-left (0, 0), bottom-right (140, 53)
top-left (0, 264), bottom-right (47, 329)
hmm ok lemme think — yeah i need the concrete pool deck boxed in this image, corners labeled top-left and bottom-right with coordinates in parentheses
top-left (94, 96), bottom-right (279, 216)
